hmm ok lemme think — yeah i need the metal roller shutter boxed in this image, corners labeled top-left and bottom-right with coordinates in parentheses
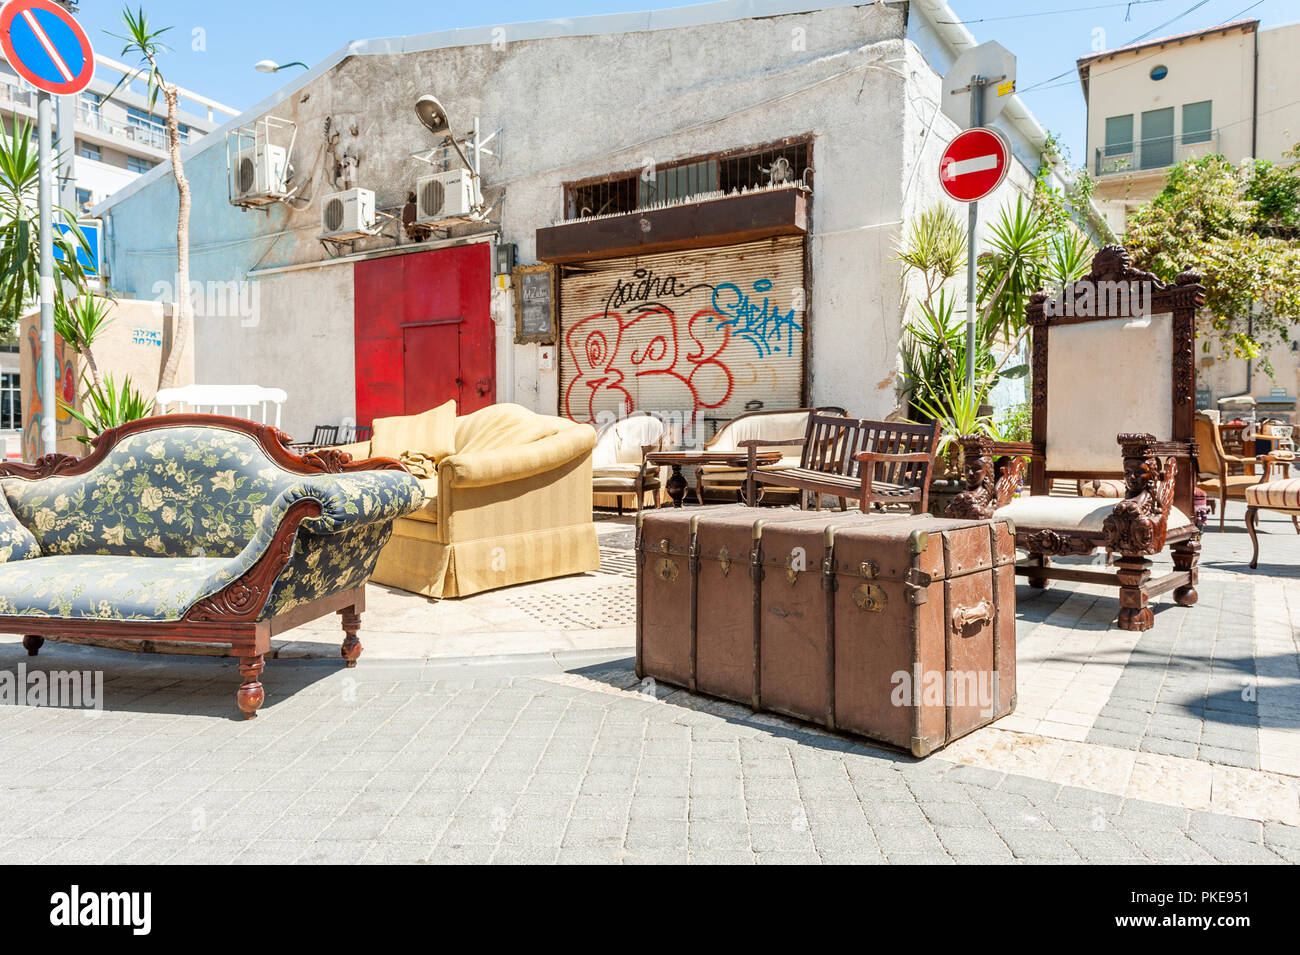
top-left (559, 235), bottom-right (806, 434)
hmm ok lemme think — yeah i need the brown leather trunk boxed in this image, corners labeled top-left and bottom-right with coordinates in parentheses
top-left (636, 505), bottom-right (1016, 756)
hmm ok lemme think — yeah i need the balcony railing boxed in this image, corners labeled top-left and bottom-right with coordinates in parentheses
top-left (0, 82), bottom-right (33, 109)
top-left (1095, 129), bottom-right (1220, 176)
top-left (76, 106), bottom-right (190, 151)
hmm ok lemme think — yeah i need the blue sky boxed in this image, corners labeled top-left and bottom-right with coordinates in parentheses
top-left (71, 0), bottom-right (1297, 163)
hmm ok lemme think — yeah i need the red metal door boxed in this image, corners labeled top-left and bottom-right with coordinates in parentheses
top-left (403, 320), bottom-right (462, 412)
top-left (354, 244), bottom-right (494, 425)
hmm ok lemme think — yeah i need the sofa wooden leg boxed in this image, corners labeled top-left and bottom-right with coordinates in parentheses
top-left (1025, 553), bottom-right (1050, 589)
top-left (237, 655), bottom-right (265, 719)
top-left (1114, 555), bottom-right (1154, 631)
top-left (1246, 506), bottom-right (1260, 569)
top-left (1171, 538), bottom-right (1200, 606)
top-left (340, 608), bottom-right (363, 668)
top-left (22, 634), bottom-right (43, 657)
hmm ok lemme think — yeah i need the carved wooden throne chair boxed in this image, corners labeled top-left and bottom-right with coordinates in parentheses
top-left (947, 246), bottom-right (1206, 632)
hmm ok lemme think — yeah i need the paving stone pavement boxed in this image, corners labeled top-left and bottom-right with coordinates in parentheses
top-left (0, 645), bottom-right (1296, 865)
top-left (0, 500), bottom-right (1296, 864)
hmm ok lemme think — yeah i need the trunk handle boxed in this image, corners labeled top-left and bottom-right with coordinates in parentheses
top-left (951, 599), bottom-right (993, 633)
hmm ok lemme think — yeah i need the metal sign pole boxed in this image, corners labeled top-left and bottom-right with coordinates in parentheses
top-left (965, 75), bottom-right (983, 393)
top-left (37, 88), bottom-right (56, 456)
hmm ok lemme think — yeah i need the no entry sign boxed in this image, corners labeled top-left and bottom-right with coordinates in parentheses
top-left (939, 127), bottom-right (1010, 203)
top-left (0, 0), bottom-right (94, 96)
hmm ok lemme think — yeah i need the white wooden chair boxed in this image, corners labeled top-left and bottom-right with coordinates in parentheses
top-left (154, 385), bottom-right (288, 429)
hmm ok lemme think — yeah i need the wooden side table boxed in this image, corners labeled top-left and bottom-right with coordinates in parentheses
top-left (645, 450), bottom-right (780, 507)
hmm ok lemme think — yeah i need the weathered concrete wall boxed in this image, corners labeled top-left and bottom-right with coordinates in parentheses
top-left (17, 298), bottom-right (188, 459)
top-left (100, 2), bottom-right (1044, 434)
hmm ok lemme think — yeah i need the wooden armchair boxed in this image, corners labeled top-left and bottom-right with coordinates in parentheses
top-left (693, 406), bottom-right (846, 504)
top-left (946, 245), bottom-right (1206, 632)
top-left (743, 411), bottom-right (940, 513)
top-left (1195, 413), bottom-right (1260, 531)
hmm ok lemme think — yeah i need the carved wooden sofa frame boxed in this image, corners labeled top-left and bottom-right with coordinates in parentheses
top-left (0, 414), bottom-right (416, 718)
top-left (946, 246), bottom-right (1206, 632)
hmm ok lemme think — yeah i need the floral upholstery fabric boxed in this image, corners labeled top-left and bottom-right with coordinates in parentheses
top-left (0, 492), bottom-right (39, 564)
top-left (0, 425), bottom-right (423, 621)
top-left (267, 521), bottom-right (397, 618)
top-left (3, 428), bottom-right (302, 558)
top-left (0, 555), bottom-right (245, 621)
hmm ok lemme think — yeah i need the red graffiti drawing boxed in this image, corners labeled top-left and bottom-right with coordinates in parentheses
top-left (564, 304), bottom-right (734, 424)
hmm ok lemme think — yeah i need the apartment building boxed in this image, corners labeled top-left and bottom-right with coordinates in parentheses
top-left (0, 51), bottom-right (236, 435)
top-left (1078, 18), bottom-right (1300, 416)
top-left (1078, 18), bottom-right (1300, 233)
top-left (0, 52), bottom-right (237, 217)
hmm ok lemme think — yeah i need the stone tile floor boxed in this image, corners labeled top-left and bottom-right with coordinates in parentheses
top-left (0, 501), bottom-right (1296, 864)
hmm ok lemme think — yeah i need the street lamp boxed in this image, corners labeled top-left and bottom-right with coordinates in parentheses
top-left (254, 59), bottom-right (309, 74)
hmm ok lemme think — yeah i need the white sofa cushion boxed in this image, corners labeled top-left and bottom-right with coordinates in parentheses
top-left (998, 495), bottom-right (1191, 533)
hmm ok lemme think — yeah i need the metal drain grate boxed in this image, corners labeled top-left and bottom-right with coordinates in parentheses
top-left (597, 546), bottom-right (638, 578)
top-left (506, 583), bottom-right (635, 630)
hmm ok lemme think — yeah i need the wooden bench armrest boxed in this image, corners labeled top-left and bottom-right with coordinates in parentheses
top-left (738, 438), bottom-right (805, 449)
top-left (854, 451), bottom-right (933, 463)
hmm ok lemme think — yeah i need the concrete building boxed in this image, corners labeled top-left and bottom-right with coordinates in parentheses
top-left (0, 48), bottom-right (237, 437)
top-left (93, 0), bottom-right (1072, 441)
top-left (1078, 18), bottom-right (1300, 417)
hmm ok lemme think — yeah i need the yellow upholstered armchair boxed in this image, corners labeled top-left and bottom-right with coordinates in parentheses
top-left (334, 402), bottom-right (599, 598)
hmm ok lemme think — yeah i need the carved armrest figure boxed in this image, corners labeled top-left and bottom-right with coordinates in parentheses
top-left (947, 435), bottom-right (1028, 521)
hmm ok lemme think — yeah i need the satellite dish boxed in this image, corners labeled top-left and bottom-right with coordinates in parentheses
top-left (415, 94), bottom-right (450, 135)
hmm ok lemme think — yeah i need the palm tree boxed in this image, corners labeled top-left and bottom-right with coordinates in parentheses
top-left (108, 6), bottom-right (190, 391)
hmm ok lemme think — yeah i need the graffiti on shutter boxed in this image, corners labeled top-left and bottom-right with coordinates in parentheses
top-left (559, 235), bottom-right (805, 431)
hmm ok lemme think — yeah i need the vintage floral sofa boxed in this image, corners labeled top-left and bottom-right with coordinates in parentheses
top-left (0, 415), bottom-right (422, 718)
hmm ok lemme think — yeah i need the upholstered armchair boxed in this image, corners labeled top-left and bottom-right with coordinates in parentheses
top-left (946, 246), bottom-right (1206, 632)
top-left (591, 412), bottom-right (667, 513)
top-left (1194, 413), bottom-right (1260, 531)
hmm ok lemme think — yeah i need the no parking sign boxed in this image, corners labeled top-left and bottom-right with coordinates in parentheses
top-left (0, 0), bottom-right (95, 96)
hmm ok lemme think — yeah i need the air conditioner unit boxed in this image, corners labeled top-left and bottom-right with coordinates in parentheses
top-left (232, 144), bottom-right (288, 200)
top-left (415, 168), bottom-right (479, 223)
top-left (320, 188), bottom-right (376, 238)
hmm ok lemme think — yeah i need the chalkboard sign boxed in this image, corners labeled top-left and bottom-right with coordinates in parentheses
top-left (513, 263), bottom-right (557, 344)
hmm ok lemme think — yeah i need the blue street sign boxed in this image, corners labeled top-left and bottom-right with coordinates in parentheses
top-left (54, 219), bottom-right (99, 277)
top-left (0, 0), bottom-right (94, 96)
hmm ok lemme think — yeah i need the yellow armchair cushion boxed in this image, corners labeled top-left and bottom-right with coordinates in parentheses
top-left (371, 400), bottom-right (457, 462)
top-left (440, 423), bottom-right (595, 489)
top-left (454, 403), bottom-right (563, 453)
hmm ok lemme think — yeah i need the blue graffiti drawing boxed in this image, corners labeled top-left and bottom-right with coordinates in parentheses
top-left (710, 278), bottom-right (802, 358)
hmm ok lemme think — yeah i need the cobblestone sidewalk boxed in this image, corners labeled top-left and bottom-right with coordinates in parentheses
top-left (0, 647), bottom-right (1295, 864)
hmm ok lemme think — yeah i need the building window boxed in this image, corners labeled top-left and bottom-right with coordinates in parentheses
top-left (80, 91), bottom-right (101, 114)
top-left (1104, 115), bottom-right (1134, 156)
top-left (1140, 107), bottom-right (1175, 169)
top-left (79, 141), bottom-right (101, 161)
top-left (565, 139), bottom-right (811, 220)
top-left (1182, 100), bottom-right (1212, 144)
top-left (76, 188), bottom-right (93, 212)
top-left (126, 155), bottom-right (156, 174)
top-left (0, 372), bottom-right (20, 431)
top-left (1150, 64), bottom-right (1168, 81)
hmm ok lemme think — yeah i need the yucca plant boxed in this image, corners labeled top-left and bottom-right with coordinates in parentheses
top-left (54, 295), bottom-right (115, 393)
top-left (60, 374), bottom-right (152, 445)
top-left (0, 117), bottom-right (92, 335)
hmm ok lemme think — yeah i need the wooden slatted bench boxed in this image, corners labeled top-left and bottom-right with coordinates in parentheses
top-left (742, 411), bottom-right (940, 513)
